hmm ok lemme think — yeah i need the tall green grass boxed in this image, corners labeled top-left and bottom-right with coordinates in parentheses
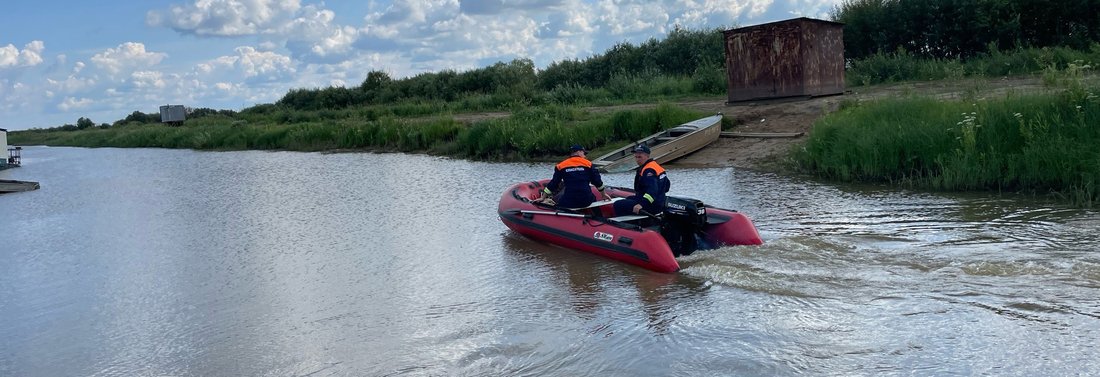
top-left (794, 82), bottom-right (1100, 206)
top-left (12, 104), bottom-right (707, 161)
top-left (453, 103), bottom-right (703, 159)
top-left (847, 44), bottom-right (1100, 87)
top-left (12, 117), bottom-right (466, 153)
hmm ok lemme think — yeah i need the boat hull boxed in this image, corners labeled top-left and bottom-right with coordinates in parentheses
top-left (593, 114), bottom-right (724, 173)
top-left (602, 186), bottom-right (763, 248)
top-left (498, 180), bottom-right (762, 273)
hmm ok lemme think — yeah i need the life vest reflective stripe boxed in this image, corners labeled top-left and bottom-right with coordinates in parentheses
top-left (556, 156), bottom-right (593, 170)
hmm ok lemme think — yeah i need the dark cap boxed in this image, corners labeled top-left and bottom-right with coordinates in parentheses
top-left (632, 144), bottom-right (650, 154)
top-left (569, 144), bottom-right (586, 152)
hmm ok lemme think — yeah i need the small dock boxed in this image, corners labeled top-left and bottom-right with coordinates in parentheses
top-left (0, 179), bottom-right (39, 193)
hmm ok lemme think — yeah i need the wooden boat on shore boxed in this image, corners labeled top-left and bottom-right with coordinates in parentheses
top-left (591, 114), bottom-right (724, 173)
top-left (0, 179), bottom-right (39, 193)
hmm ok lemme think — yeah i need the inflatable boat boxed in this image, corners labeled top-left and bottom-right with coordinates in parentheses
top-left (497, 179), bottom-right (762, 273)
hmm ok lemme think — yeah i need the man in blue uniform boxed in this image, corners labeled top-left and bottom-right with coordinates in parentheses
top-left (614, 144), bottom-right (670, 216)
top-left (541, 144), bottom-right (608, 209)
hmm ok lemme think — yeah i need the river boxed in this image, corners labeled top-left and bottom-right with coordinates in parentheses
top-left (2, 146), bottom-right (1098, 376)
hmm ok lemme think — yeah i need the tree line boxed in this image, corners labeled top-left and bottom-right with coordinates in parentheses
top-left (272, 0), bottom-right (1100, 113)
top-left (835, 0), bottom-right (1100, 59)
top-left (39, 108), bottom-right (240, 132)
top-left (25, 0), bottom-right (1100, 130)
top-left (274, 26), bottom-right (727, 111)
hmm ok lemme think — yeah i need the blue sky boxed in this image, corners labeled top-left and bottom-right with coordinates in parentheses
top-left (0, 0), bottom-right (842, 130)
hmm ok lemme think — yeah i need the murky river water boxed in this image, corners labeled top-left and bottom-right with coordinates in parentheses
top-left (2, 146), bottom-right (1098, 376)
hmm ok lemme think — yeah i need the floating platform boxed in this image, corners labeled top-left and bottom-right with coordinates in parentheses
top-left (0, 179), bottom-right (39, 193)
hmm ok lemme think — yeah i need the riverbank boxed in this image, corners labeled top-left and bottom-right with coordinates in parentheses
top-left (787, 72), bottom-right (1098, 206)
top-left (10, 73), bottom-right (1085, 175)
top-left (7, 75), bottom-right (1056, 172)
top-left (636, 75), bottom-right (1054, 172)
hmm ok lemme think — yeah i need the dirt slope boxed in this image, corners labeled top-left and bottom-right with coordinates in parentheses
top-left (668, 76), bottom-right (1047, 171)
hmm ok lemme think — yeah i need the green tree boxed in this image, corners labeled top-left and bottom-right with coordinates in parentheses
top-left (360, 70), bottom-right (392, 91)
top-left (76, 117), bottom-right (95, 129)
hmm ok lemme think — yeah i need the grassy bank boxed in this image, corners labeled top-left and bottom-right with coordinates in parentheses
top-left (10, 42), bottom-right (1100, 205)
top-left (847, 44), bottom-right (1100, 87)
top-left (793, 67), bottom-right (1099, 206)
top-left (11, 103), bottom-right (709, 160)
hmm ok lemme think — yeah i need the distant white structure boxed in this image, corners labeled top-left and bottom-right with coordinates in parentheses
top-left (1, 127), bottom-right (18, 168)
top-left (160, 104), bottom-right (186, 125)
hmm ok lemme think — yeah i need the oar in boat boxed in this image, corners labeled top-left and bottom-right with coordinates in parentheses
top-left (503, 209), bottom-right (589, 218)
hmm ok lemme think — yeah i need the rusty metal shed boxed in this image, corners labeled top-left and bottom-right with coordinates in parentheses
top-left (723, 17), bottom-right (845, 103)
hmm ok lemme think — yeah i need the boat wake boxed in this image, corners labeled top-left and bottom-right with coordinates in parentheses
top-left (675, 235), bottom-right (946, 300)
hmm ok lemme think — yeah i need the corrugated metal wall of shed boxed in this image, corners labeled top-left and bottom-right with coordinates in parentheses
top-left (800, 21), bottom-right (845, 98)
top-left (724, 21), bottom-right (803, 101)
top-left (724, 18), bottom-right (844, 103)
top-left (160, 105), bottom-right (186, 123)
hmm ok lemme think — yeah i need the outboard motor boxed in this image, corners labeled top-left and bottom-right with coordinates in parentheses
top-left (662, 196), bottom-right (707, 256)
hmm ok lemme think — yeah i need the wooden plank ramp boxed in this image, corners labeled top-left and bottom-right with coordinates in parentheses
top-left (720, 131), bottom-right (805, 138)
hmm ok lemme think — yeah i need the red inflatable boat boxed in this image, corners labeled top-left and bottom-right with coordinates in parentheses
top-left (498, 179), bottom-right (763, 273)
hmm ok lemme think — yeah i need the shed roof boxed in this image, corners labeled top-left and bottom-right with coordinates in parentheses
top-left (723, 17), bottom-right (844, 34)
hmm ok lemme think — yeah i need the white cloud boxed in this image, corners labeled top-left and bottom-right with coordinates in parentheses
top-left (90, 42), bottom-right (167, 76)
top-left (0, 41), bottom-right (45, 69)
top-left (147, 0), bottom-right (303, 36)
top-left (0, 78), bottom-right (38, 117)
top-left (258, 40), bottom-right (281, 50)
top-left (46, 75), bottom-right (97, 94)
top-left (372, 0), bottom-right (458, 25)
top-left (282, 5), bottom-right (360, 62)
top-left (232, 46), bottom-right (296, 81)
top-left (459, 0), bottom-right (566, 15)
top-left (543, 7), bottom-right (597, 38)
top-left (151, 1), bottom-right (360, 63)
top-left (196, 55), bottom-right (239, 74)
top-left (594, 1), bottom-right (670, 36)
top-left (186, 46), bottom-right (298, 101)
top-left (57, 96), bottom-right (93, 112)
top-left (0, 79), bottom-right (11, 108)
top-left (131, 71), bottom-right (168, 89)
top-left (356, 0), bottom-right (567, 74)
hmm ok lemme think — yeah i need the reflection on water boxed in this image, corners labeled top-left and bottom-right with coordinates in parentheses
top-left (2, 146), bottom-right (1099, 376)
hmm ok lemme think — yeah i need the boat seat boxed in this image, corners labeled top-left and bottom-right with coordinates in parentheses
top-left (564, 197), bottom-right (622, 210)
top-left (607, 215), bottom-right (648, 222)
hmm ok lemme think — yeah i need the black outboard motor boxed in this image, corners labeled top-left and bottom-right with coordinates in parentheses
top-left (662, 196), bottom-right (707, 256)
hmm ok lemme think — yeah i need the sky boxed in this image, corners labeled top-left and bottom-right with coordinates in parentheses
top-left (0, 0), bottom-right (843, 131)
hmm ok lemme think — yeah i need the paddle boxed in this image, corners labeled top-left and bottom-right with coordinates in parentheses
top-left (503, 209), bottom-right (589, 218)
top-left (638, 209), bottom-right (663, 220)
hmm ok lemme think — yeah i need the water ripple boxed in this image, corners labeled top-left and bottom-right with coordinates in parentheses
top-left (4, 147), bottom-right (1100, 376)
